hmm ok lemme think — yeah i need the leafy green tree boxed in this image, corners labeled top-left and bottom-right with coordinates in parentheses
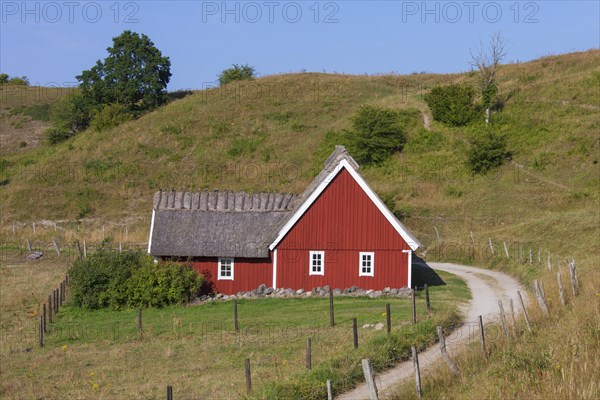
top-left (467, 129), bottom-right (511, 174)
top-left (345, 105), bottom-right (409, 165)
top-left (77, 30), bottom-right (171, 113)
top-left (424, 84), bottom-right (479, 126)
top-left (50, 91), bottom-right (94, 133)
top-left (218, 64), bottom-right (256, 85)
top-left (90, 103), bottom-right (132, 132)
top-left (6, 76), bottom-right (29, 86)
top-left (0, 73), bottom-right (8, 84)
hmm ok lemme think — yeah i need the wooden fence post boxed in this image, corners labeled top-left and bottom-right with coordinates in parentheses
top-left (234, 299), bottom-right (239, 332)
top-left (83, 240), bottom-right (87, 258)
top-left (517, 291), bottom-right (532, 332)
top-left (533, 280), bottom-right (549, 316)
top-left (329, 291), bottom-right (335, 327)
top-left (42, 303), bottom-right (47, 334)
top-left (76, 240), bottom-right (83, 259)
top-left (568, 260), bottom-right (578, 296)
top-left (437, 326), bottom-right (459, 375)
top-left (52, 239), bottom-right (61, 255)
top-left (412, 347), bottom-right (423, 400)
top-left (326, 379), bottom-right (333, 400)
top-left (137, 308), bottom-right (143, 339)
top-left (352, 318), bottom-right (358, 349)
top-left (48, 295), bottom-right (53, 324)
top-left (26, 239), bottom-right (31, 252)
top-left (39, 315), bottom-right (44, 347)
top-left (306, 338), bottom-right (312, 370)
top-left (498, 300), bottom-right (509, 338)
top-left (503, 242), bottom-right (510, 258)
top-left (166, 385), bottom-right (173, 400)
top-left (361, 359), bottom-right (379, 400)
top-left (557, 272), bottom-right (566, 306)
top-left (425, 284), bottom-right (431, 315)
top-left (488, 237), bottom-right (495, 256)
top-left (411, 287), bottom-right (417, 324)
top-left (386, 303), bottom-right (391, 336)
top-left (478, 315), bottom-right (487, 359)
top-left (54, 289), bottom-right (58, 313)
top-left (245, 358), bottom-right (252, 394)
top-left (529, 249), bottom-right (533, 265)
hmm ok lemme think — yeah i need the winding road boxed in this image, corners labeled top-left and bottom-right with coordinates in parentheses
top-left (338, 262), bottom-right (527, 400)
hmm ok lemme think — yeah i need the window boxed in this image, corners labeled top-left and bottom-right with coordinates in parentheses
top-left (359, 252), bottom-right (374, 277)
top-left (309, 251), bottom-right (324, 275)
top-left (218, 257), bottom-right (234, 280)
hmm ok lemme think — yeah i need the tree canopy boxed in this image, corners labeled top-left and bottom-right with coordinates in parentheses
top-left (77, 30), bottom-right (171, 113)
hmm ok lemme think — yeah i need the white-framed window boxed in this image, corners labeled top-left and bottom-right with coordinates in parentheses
top-left (218, 257), bottom-right (234, 280)
top-left (309, 251), bottom-right (325, 275)
top-left (359, 252), bottom-right (374, 277)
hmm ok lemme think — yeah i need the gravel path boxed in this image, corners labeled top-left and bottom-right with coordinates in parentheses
top-left (338, 262), bottom-right (527, 400)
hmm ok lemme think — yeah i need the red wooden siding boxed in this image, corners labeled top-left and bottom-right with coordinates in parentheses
top-left (191, 257), bottom-right (273, 295)
top-left (277, 168), bottom-right (410, 290)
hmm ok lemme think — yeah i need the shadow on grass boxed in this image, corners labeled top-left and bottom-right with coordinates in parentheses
top-left (412, 255), bottom-right (446, 289)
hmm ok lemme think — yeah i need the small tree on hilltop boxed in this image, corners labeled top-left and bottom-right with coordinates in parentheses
top-left (218, 64), bottom-right (256, 86)
top-left (470, 32), bottom-right (508, 124)
top-left (77, 30), bottom-right (172, 114)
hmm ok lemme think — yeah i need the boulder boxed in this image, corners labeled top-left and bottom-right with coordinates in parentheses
top-left (374, 322), bottom-right (384, 330)
top-left (390, 288), bottom-right (399, 295)
top-left (264, 287), bottom-right (274, 295)
top-left (322, 285), bottom-right (330, 293)
top-left (333, 288), bottom-right (342, 295)
top-left (296, 288), bottom-right (305, 295)
top-left (305, 291), bottom-right (313, 298)
top-left (257, 283), bottom-right (267, 294)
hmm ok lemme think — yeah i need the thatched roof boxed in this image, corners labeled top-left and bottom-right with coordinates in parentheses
top-left (150, 191), bottom-right (298, 258)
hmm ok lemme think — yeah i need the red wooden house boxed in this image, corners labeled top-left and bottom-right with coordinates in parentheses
top-left (148, 146), bottom-right (420, 294)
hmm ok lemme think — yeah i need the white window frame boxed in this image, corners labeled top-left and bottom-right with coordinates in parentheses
top-left (309, 251), bottom-right (325, 276)
top-left (359, 252), bottom-right (375, 277)
top-left (218, 257), bottom-right (234, 280)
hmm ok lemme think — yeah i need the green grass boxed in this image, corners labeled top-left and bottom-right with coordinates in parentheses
top-left (0, 266), bottom-right (467, 399)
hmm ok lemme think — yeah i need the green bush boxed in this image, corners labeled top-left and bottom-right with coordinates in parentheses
top-left (424, 83), bottom-right (479, 126)
top-left (345, 105), bottom-right (410, 165)
top-left (467, 129), bottom-right (512, 174)
top-left (46, 126), bottom-right (75, 145)
top-left (90, 103), bottom-right (132, 132)
top-left (218, 64), bottom-right (256, 86)
top-left (68, 250), bottom-right (202, 309)
top-left (50, 91), bottom-right (94, 135)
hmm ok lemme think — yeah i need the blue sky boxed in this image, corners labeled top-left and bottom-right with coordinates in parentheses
top-left (1, 1), bottom-right (599, 90)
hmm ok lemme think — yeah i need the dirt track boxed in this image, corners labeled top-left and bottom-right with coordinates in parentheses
top-left (338, 262), bottom-right (527, 400)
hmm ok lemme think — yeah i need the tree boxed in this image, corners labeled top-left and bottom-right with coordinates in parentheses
top-left (467, 129), bottom-right (511, 174)
top-left (470, 32), bottom-right (508, 124)
top-left (0, 73), bottom-right (8, 84)
top-left (424, 84), bottom-right (479, 126)
top-left (77, 31), bottom-right (171, 113)
top-left (344, 105), bottom-right (408, 165)
top-left (218, 64), bottom-right (256, 86)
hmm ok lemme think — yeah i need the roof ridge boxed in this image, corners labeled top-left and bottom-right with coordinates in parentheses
top-left (153, 189), bottom-right (298, 212)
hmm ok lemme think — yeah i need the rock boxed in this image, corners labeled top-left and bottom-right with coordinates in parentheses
top-left (369, 290), bottom-right (383, 299)
top-left (215, 293), bottom-right (224, 299)
top-left (383, 287), bottom-right (391, 293)
top-left (305, 291), bottom-right (313, 298)
top-left (27, 251), bottom-right (43, 260)
top-left (315, 287), bottom-right (321, 294)
top-left (264, 287), bottom-right (274, 295)
top-left (296, 288), bottom-right (305, 295)
top-left (285, 288), bottom-right (295, 296)
top-left (323, 285), bottom-right (330, 293)
top-left (374, 322), bottom-right (384, 330)
top-left (333, 288), bottom-right (341, 295)
top-left (243, 292), bottom-right (253, 298)
top-left (222, 295), bottom-right (229, 301)
top-left (362, 324), bottom-right (372, 329)
top-left (390, 288), bottom-right (399, 295)
top-left (350, 285), bottom-right (358, 292)
top-left (355, 289), bottom-right (366, 296)
top-left (365, 289), bottom-right (374, 295)
top-left (257, 283), bottom-right (267, 294)
top-left (343, 288), bottom-right (350, 294)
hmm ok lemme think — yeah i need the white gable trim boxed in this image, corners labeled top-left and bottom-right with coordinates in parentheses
top-left (269, 159), bottom-right (420, 251)
top-left (147, 209), bottom-right (156, 254)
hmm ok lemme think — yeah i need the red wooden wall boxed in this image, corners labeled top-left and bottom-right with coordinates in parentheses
top-left (276, 168), bottom-right (411, 290)
top-left (191, 257), bottom-right (272, 295)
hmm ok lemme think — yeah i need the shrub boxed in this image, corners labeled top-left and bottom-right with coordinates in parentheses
top-left (50, 91), bottom-right (94, 135)
top-left (46, 126), bottom-right (74, 145)
top-left (467, 129), bottom-right (512, 174)
top-left (68, 250), bottom-right (202, 309)
top-left (345, 105), bottom-right (410, 165)
top-left (90, 103), bottom-right (132, 132)
top-left (218, 64), bottom-right (256, 86)
top-left (424, 84), bottom-right (479, 126)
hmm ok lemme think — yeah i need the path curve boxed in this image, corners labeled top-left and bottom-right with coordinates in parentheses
top-left (338, 262), bottom-right (527, 400)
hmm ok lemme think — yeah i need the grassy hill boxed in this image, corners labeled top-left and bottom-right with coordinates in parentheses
top-left (0, 49), bottom-right (598, 399)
